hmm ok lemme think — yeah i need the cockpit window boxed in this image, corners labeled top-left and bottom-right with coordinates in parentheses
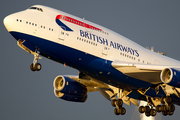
top-left (29, 7), bottom-right (43, 12)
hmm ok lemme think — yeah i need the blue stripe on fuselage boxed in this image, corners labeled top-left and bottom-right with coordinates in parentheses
top-left (56, 19), bottom-right (73, 31)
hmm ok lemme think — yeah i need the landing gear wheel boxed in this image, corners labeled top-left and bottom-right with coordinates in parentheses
top-left (162, 111), bottom-right (167, 116)
top-left (111, 99), bottom-right (116, 107)
top-left (145, 112), bottom-right (150, 117)
top-left (144, 106), bottom-right (150, 113)
top-left (30, 63), bottom-right (36, 71)
top-left (168, 104), bottom-right (175, 112)
top-left (161, 96), bottom-right (166, 104)
top-left (165, 96), bottom-right (172, 104)
top-left (139, 106), bottom-right (145, 113)
top-left (114, 108), bottom-right (120, 115)
top-left (167, 111), bottom-right (174, 116)
top-left (162, 105), bottom-right (167, 112)
top-left (35, 63), bottom-right (42, 71)
top-left (156, 105), bottom-right (162, 112)
top-left (119, 107), bottom-right (126, 115)
top-left (30, 63), bottom-right (42, 71)
top-left (116, 99), bottom-right (123, 107)
top-left (150, 109), bottom-right (157, 116)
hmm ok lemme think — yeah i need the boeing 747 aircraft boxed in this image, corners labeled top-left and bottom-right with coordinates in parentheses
top-left (4, 5), bottom-right (180, 117)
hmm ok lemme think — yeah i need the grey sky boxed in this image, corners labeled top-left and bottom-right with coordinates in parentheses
top-left (1, 0), bottom-right (180, 120)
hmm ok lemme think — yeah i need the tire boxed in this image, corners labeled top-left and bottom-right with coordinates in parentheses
top-left (162, 111), bottom-right (167, 116)
top-left (167, 111), bottom-right (174, 116)
top-left (119, 107), bottom-right (126, 115)
top-left (161, 96), bottom-right (165, 104)
top-left (150, 109), bottom-right (157, 116)
top-left (116, 99), bottom-right (123, 107)
top-left (139, 106), bottom-right (145, 113)
top-left (168, 104), bottom-right (175, 112)
top-left (165, 96), bottom-right (172, 104)
top-left (156, 105), bottom-right (162, 112)
top-left (145, 112), bottom-right (150, 117)
top-left (35, 63), bottom-right (41, 71)
top-left (114, 108), bottom-right (120, 115)
top-left (30, 63), bottom-right (35, 71)
top-left (161, 105), bottom-right (167, 112)
top-left (145, 106), bottom-right (150, 113)
top-left (111, 99), bottom-right (116, 107)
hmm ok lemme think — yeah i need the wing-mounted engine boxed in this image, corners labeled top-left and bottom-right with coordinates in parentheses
top-left (53, 75), bottom-right (87, 102)
top-left (160, 68), bottom-right (180, 88)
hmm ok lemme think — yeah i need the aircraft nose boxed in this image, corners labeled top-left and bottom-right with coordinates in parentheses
top-left (3, 14), bottom-right (14, 32)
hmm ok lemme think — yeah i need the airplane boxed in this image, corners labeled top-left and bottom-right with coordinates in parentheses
top-left (4, 5), bottom-right (180, 117)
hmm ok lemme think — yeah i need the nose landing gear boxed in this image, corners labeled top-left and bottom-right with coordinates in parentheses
top-left (30, 51), bottom-right (42, 71)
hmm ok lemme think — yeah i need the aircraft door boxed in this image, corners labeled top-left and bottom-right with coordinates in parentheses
top-left (58, 27), bottom-right (65, 41)
top-left (102, 46), bottom-right (108, 56)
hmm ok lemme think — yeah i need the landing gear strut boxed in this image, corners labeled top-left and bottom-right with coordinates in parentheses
top-left (30, 51), bottom-right (42, 71)
top-left (111, 89), bottom-right (126, 115)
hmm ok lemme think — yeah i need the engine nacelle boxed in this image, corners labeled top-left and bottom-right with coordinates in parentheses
top-left (160, 68), bottom-right (180, 88)
top-left (54, 89), bottom-right (87, 102)
top-left (53, 75), bottom-right (87, 96)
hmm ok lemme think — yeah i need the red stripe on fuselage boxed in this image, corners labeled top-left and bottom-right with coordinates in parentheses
top-left (56, 15), bottom-right (102, 31)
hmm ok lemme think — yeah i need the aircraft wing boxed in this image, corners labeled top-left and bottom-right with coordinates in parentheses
top-left (112, 60), bottom-right (180, 84)
top-left (67, 75), bottom-right (139, 106)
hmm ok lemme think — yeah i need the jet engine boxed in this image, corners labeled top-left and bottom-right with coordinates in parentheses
top-left (53, 75), bottom-right (87, 102)
top-left (160, 68), bottom-right (180, 88)
top-left (54, 90), bottom-right (87, 102)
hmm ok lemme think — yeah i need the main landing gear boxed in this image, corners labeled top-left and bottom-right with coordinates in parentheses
top-left (30, 51), bottom-right (42, 71)
top-left (156, 96), bottom-right (175, 116)
top-left (138, 96), bottom-right (175, 117)
top-left (111, 99), bottom-right (126, 115)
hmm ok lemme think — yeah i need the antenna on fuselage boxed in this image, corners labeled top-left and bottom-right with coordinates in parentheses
top-left (146, 46), bottom-right (166, 56)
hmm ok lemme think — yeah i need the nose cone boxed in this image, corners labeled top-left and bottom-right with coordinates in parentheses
top-left (3, 14), bottom-right (14, 32)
